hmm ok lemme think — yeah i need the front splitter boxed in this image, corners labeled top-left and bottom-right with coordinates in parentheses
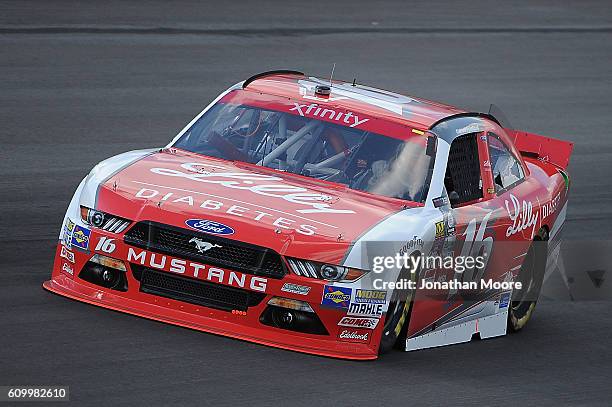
top-left (43, 275), bottom-right (378, 360)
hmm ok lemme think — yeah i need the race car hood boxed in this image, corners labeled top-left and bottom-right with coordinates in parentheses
top-left (94, 149), bottom-right (420, 263)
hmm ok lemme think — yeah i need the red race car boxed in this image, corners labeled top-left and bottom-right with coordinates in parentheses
top-left (44, 70), bottom-right (573, 359)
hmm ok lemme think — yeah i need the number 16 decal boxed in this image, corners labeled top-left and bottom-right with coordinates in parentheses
top-left (95, 237), bottom-right (116, 254)
top-left (449, 212), bottom-right (494, 295)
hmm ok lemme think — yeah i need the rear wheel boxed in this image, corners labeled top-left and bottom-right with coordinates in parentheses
top-left (379, 255), bottom-right (419, 354)
top-left (508, 228), bottom-right (548, 331)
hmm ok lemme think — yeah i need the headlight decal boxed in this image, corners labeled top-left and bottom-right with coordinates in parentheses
top-left (286, 257), bottom-right (368, 282)
top-left (80, 206), bottom-right (132, 233)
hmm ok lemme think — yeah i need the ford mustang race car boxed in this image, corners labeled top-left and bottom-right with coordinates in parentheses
top-left (44, 70), bottom-right (573, 359)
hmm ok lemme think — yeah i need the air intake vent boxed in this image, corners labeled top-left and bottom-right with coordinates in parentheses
top-left (134, 265), bottom-right (266, 312)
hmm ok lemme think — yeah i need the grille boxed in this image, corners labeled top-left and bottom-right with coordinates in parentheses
top-left (134, 265), bottom-right (266, 312)
top-left (101, 217), bottom-right (131, 233)
top-left (124, 221), bottom-right (285, 278)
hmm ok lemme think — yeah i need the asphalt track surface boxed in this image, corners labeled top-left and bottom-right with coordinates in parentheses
top-left (1, 1), bottom-right (612, 405)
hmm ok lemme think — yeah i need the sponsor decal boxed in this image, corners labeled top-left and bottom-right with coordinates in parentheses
top-left (289, 102), bottom-right (369, 128)
top-left (354, 289), bottom-right (387, 304)
top-left (348, 302), bottom-right (384, 317)
top-left (70, 225), bottom-right (91, 250)
top-left (185, 219), bottom-right (234, 236)
top-left (127, 247), bottom-right (267, 292)
top-left (337, 328), bottom-right (371, 343)
top-left (487, 187), bottom-right (496, 194)
top-left (505, 194), bottom-right (538, 239)
top-left (60, 246), bottom-right (75, 263)
top-left (433, 196), bottom-right (449, 208)
top-left (189, 237), bottom-right (222, 253)
top-left (399, 236), bottom-right (424, 257)
top-left (435, 221), bottom-right (445, 239)
top-left (444, 210), bottom-right (456, 234)
top-left (455, 123), bottom-right (483, 135)
top-left (542, 191), bottom-right (561, 219)
top-left (338, 316), bottom-right (379, 330)
top-left (499, 292), bottom-right (511, 309)
top-left (149, 162), bottom-right (355, 215)
top-left (61, 262), bottom-right (74, 275)
top-left (446, 225), bottom-right (456, 237)
top-left (281, 283), bottom-right (311, 296)
top-left (321, 285), bottom-right (352, 309)
top-left (95, 237), bottom-right (116, 254)
top-left (135, 187), bottom-right (318, 236)
top-left (62, 218), bottom-right (76, 248)
top-left (429, 237), bottom-right (445, 257)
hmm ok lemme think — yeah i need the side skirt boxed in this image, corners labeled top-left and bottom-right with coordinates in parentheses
top-left (404, 299), bottom-right (509, 351)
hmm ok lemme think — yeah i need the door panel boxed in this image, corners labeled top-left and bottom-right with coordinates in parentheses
top-left (406, 129), bottom-right (535, 338)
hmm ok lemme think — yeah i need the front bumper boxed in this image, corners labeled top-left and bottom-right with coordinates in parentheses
top-left (44, 242), bottom-right (380, 360)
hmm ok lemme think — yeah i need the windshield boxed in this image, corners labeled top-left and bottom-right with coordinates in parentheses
top-left (173, 90), bottom-right (435, 202)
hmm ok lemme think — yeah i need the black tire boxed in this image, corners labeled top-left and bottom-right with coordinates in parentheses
top-left (508, 228), bottom-right (548, 332)
top-left (379, 255), bottom-right (419, 354)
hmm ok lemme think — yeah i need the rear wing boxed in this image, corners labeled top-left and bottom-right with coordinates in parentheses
top-left (506, 129), bottom-right (574, 169)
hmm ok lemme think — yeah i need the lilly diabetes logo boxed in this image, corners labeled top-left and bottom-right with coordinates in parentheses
top-left (321, 285), bottom-right (352, 309)
top-left (185, 219), bottom-right (235, 236)
top-left (70, 225), bottom-right (91, 250)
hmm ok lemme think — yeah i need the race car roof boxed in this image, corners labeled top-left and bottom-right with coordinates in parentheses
top-left (242, 71), bottom-right (466, 130)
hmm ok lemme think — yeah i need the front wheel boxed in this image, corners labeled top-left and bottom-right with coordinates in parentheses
top-left (508, 228), bottom-right (548, 331)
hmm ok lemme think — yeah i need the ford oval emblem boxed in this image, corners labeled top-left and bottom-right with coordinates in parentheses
top-left (185, 219), bottom-right (235, 235)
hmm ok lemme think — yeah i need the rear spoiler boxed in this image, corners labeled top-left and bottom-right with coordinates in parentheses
top-left (506, 129), bottom-right (574, 169)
